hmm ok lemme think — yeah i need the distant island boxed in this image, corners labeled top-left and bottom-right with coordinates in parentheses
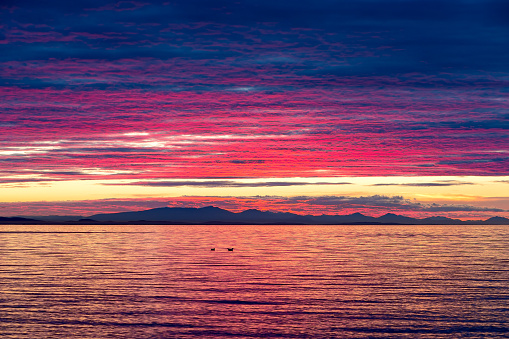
top-left (2, 206), bottom-right (509, 225)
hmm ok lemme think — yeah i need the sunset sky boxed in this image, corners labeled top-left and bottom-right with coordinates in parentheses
top-left (1, 0), bottom-right (508, 219)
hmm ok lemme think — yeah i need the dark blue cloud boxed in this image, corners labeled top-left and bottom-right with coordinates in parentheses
top-left (2, 0), bottom-right (508, 77)
top-left (281, 195), bottom-right (506, 212)
top-left (372, 181), bottom-right (476, 187)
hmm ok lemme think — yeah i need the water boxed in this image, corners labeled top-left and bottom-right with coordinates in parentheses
top-left (1, 224), bottom-right (508, 338)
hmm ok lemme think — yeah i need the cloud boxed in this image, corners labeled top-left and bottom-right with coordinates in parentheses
top-left (423, 204), bottom-right (505, 213)
top-left (0, 178), bottom-right (51, 184)
top-left (266, 195), bottom-right (506, 213)
top-left (437, 158), bottom-right (508, 165)
top-left (372, 181), bottom-right (476, 187)
top-left (103, 180), bottom-right (352, 188)
top-left (0, 0), bottom-right (507, 181)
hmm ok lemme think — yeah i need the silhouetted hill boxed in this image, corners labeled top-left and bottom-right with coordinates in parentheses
top-left (483, 216), bottom-right (509, 225)
top-left (5, 207), bottom-right (509, 225)
top-left (17, 215), bottom-right (84, 222)
top-left (377, 213), bottom-right (420, 224)
top-left (0, 216), bottom-right (40, 224)
top-left (91, 206), bottom-right (239, 223)
top-left (237, 209), bottom-right (312, 224)
top-left (307, 213), bottom-right (378, 224)
top-left (84, 207), bottom-right (509, 225)
top-left (421, 216), bottom-right (462, 225)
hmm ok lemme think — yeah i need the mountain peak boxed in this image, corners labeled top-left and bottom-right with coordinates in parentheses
top-left (350, 212), bottom-right (366, 217)
top-left (242, 208), bottom-right (261, 212)
top-left (382, 213), bottom-right (398, 217)
top-left (201, 206), bottom-right (223, 210)
top-left (484, 216), bottom-right (509, 224)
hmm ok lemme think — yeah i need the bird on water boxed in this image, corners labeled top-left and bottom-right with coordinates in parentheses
top-left (227, 248), bottom-right (234, 251)
top-left (211, 248), bottom-right (215, 251)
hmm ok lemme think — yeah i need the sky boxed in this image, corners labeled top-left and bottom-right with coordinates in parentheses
top-left (0, 0), bottom-right (508, 219)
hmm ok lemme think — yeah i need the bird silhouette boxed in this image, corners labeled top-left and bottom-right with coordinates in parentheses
top-left (227, 248), bottom-right (234, 251)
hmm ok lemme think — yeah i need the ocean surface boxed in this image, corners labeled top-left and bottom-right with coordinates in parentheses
top-left (1, 224), bottom-right (508, 338)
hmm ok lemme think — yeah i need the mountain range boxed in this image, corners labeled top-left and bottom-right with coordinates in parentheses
top-left (4, 206), bottom-right (509, 225)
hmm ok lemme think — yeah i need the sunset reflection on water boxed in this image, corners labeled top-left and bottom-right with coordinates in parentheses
top-left (1, 224), bottom-right (508, 338)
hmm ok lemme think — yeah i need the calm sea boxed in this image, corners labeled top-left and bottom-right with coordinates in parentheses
top-left (1, 224), bottom-right (508, 338)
